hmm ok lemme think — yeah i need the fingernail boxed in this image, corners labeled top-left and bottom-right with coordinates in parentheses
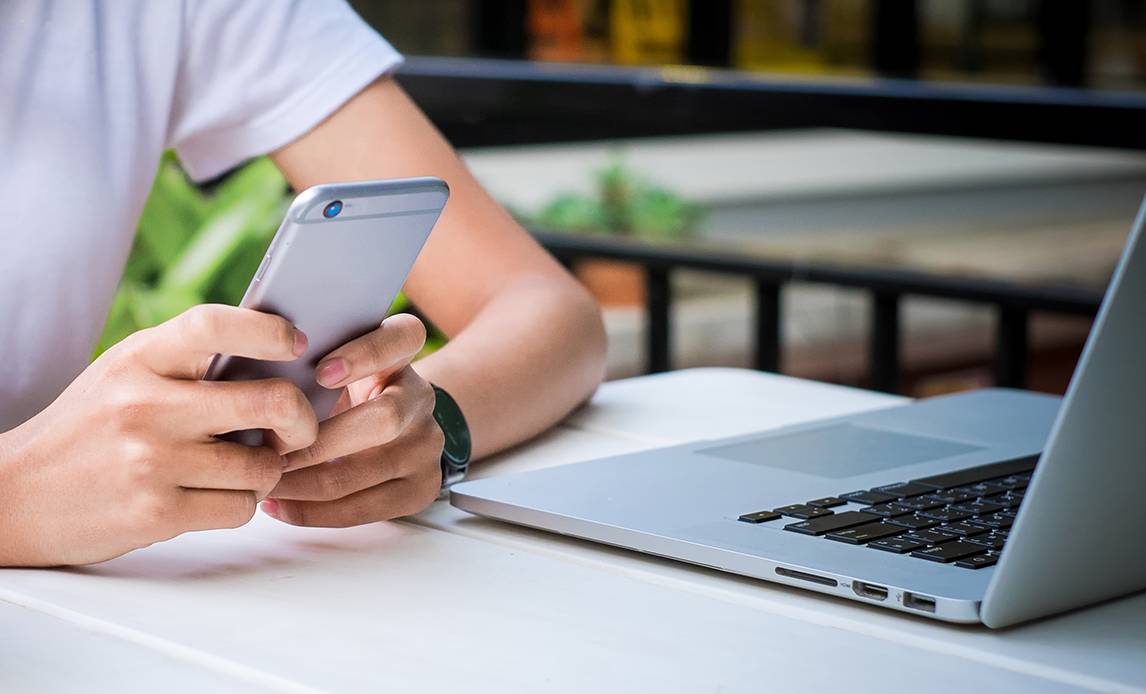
top-left (261, 499), bottom-right (280, 519)
top-left (292, 329), bottom-right (309, 357)
top-left (316, 358), bottom-right (348, 387)
top-left (368, 385), bottom-right (384, 401)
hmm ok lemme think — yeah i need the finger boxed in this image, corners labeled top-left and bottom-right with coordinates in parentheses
top-left (284, 367), bottom-right (433, 472)
top-left (272, 416), bottom-right (441, 500)
top-left (175, 441), bottom-right (284, 500)
top-left (271, 452), bottom-right (398, 502)
top-left (314, 313), bottom-right (425, 390)
top-left (178, 488), bottom-right (258, 531)
top-left (174, 379), bottom-right (319, 453)
top-left (146, 304), bottom-right (308, 378)
top-left (264, 470), bottom-right (440, 528)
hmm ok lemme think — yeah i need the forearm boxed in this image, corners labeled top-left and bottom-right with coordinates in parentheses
top-left (270, 77), bottom-right (607, 458)
top-left (413, 276), bottom-right (606, 460)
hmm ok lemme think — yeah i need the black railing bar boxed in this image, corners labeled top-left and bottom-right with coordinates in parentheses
top-left (752, 280), bottom-right (783, 373)
top-left (535, 231), bottom-right (1104, 316)
top-left (870, 291), bottom-right (902, 393)
top-left (401, 56), bottom-right (1146, 112)
top-left (994, 306), bottom-right (1031, 389)
top-left (645, 267), bottom-right (673, 374)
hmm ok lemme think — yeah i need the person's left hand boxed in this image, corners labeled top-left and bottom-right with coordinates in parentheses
top-left (261, 314), bottom-right (444, 527)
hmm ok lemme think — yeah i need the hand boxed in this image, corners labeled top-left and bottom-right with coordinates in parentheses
top-left (0, 305), bottom-right (319, 566)
top-left (262, 313), bottom-right (444, 527)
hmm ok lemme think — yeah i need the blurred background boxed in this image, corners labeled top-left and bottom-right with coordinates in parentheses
top-left (107, 0), bottom-right (1146, 398)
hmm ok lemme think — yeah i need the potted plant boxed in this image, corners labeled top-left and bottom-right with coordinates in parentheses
top-left (527, 156), bottom-right (703, 306)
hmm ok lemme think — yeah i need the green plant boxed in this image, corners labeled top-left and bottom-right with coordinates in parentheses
top-left (532, 156), bottom-right (703, 241)
top-left (96, 153), bottom-right (290, 355)
top-left (96, 154), bottom-right (436, 358)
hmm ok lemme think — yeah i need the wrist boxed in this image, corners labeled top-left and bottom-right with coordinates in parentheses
top-left (0, 420), bottom-right (52, 566)
top-left (0, 429), bottom-right (29, 565)
top-left (430, 384), bottom-right (471, 493)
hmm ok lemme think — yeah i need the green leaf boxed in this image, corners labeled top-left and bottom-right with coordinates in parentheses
top-left (93, 283), bottom-right (141, 356)
top-left (159, 198), bottom-right (267, 295)
top-left (206, 156), bottom-right (287, 216)
top-left (535, 194), bottom-right (607, 233)
top-left (388, 291), bottom-right (411, 315)
top-left (126, 284), bottom-right (202, 328)
top-left (205, 235), bottom-right (269, 305)
top-left (136, 159), bottom-right (210, 267)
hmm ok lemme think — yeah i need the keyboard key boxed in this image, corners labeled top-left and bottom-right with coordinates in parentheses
top-left (806, 496), bottom-right (847, 509)
top-left (918, 507), bottom-right (972, 523)
top-left (967, 513), bottom-right (1014, 530)
top-left (940, 521), bottom-right (988, 537)
top-left (911, 456), bottom-right (1038, 491)
top-left (898, 496), bottom-right (945, 512)
top-left (840, 490), bottom-right (898, 505)
top-left (957, 481), bottom-right (1011, 498)
top-left (784, 511), bottom-right (880, 536)
top-left (997, 475), bottom-right (1029, 490)
top-left (826, 522), bottom-right (906, 545)
top-left (873, 482), bottom-right (937, 498)
top-left (886, 514), bottom-right (938, 531)
top-left (949, 501), bottom-right (1003, 516)
top-left (926, 489), bottom-right (978, 505)
top-left (988, 492), bottom-right (1024, 509)
top-left (773, 504), bottom-right (833, 519)
top-left (860, 502), bottom-right (915, 518)
top-left (738, 510), bottom-right (782, 524)
top-left (868, 536), bottom-right (927, 554)
top-left (903, 528), bottom-right (960, 545)
top-left (912, 541), bottom-right (987, 563)
top-left (964, 533), bottom-right (1006, 550)
top-left (1000, 492), bottom-right (1024, 509)
top-left (955, 553), bottom-right (999, 569)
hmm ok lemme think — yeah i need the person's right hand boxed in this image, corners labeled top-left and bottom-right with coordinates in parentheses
top-left (0, 304), bottom-right (319, 567)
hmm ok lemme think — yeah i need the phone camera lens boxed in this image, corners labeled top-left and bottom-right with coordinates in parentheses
top-left (323, 200), bottom-right (343, 218)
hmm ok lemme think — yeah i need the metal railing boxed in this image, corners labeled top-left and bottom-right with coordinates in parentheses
top-left (534, 231), bottom-right (1104, 392)
top-left (396, 57), bottom-right (1132, 392)
top-left (398, 56), bottom-right (1146, 151)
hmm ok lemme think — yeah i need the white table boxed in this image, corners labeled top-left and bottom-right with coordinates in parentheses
top-left (1, 369), bottom-right (1143, 693)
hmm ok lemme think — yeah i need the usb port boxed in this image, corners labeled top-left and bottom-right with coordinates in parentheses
top-left (903, 592), bottom-right (937, 613)
top-left (852, 581), bottom-right (889, 601)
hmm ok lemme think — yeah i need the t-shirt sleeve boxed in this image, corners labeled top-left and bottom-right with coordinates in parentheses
top-left (168, 0), bottom-right (402, 181)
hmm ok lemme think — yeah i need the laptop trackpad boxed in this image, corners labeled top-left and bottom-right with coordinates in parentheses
top-left (697, 424), bottom-right (982, 478)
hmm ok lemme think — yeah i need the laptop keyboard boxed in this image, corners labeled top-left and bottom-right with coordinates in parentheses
top-left (736, 456), bottom-right (1036, 570)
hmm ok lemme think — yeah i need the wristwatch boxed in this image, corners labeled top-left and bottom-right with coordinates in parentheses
top-left (431, 384), bottom-right (471, 493)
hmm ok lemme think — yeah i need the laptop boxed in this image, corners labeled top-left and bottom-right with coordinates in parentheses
top-left (451, 199), bottom-right (1146, 628)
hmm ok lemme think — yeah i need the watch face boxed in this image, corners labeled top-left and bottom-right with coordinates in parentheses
top-left (432, 385), bottom-right (471, 469)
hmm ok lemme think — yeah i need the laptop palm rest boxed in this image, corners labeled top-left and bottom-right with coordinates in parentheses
top-left (698, 424), bottom-right (984, 478)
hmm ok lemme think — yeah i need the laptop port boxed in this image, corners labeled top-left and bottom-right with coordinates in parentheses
top-left (852, 581), bottom-right (889, 601)
top-left (903, 592), bottom-right (937, 613)
top-left (775, 567), bottom-right (838, 587)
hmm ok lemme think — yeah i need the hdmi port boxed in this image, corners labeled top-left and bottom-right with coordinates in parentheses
top-left (852, 581), bottom-right (889, 601)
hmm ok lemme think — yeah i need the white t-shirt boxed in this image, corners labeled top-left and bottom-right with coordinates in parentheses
top-left (0, 1), bottom-right (402, 431)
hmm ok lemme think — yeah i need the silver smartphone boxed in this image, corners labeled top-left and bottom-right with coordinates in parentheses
top-left (204, 177), bottom-right (449, 439)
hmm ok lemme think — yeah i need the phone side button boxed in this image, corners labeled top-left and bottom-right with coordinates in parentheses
top-left (254, 254), bottom-right (272, 281)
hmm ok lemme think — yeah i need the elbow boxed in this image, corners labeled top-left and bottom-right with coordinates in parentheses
top-left (567, 280), bottom-right (608, 403)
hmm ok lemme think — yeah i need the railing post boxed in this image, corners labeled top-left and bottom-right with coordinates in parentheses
top-left (645, 266), bottom-right (672, 374)
top-left (753, 279), bottom-right (782, 372)
top-left (870, 291), bottom-right (901, 393)
top-left (995, 306), bottom-right (1029, 388)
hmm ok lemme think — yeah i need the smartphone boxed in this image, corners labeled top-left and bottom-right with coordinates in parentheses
top-left (204, 177), bottom-right (449, 441)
